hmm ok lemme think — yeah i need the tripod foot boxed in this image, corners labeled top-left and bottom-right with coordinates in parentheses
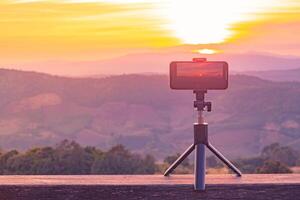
top-left (164, 144), bottom-right (195, 176)
top-left (207, 142), bottom-right (242, 177)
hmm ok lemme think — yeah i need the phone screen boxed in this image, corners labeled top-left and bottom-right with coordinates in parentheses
top-left (176, 62), bottom-right (224, 78)
top-left (170, 61), bottom-right (228, 90)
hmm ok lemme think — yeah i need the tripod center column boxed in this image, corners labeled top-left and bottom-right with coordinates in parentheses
top-left (194, 117), bottom-right (208, 191)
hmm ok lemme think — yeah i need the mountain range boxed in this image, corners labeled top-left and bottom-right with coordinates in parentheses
top-left (240, 68), bottom-right (300, 82)
top-left (0, 68), bottom-right (299, 159)
top-left (7, 52), bottom-right (300, 76)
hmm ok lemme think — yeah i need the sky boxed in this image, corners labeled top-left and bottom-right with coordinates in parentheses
top-left (1, 0), bottom-right (300, 75)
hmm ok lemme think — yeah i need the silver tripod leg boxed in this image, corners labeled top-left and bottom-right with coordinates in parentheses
top-left (207, 142), bottom-right (242, 177)
top-left (195, 143), bottom-right (205, 190)
top-left (164, 144), bottom-right (195, 176)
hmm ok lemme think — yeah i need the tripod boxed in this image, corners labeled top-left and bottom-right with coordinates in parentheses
top-left (164, 90), bottom-right (242, 191)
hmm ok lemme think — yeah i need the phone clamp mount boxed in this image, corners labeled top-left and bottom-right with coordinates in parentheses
top-left (164, 90), bottom-right (242, 191)
top-left (194, 90), bottom-right (211, 112)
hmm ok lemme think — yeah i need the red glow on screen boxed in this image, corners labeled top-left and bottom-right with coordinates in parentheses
top-left (176, 63), bottom-right (224, 78)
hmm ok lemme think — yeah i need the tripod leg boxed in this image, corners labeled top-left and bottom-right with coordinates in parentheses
top-left (207, 142), bottom-right (242, 177)
top-left (195, 143), bottom-right (205, 190)
top-left (164, 144), bottom-right (195, 176)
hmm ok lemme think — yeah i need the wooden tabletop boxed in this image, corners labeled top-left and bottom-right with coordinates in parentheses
top-left (0, 174), bottom-right (299, 186)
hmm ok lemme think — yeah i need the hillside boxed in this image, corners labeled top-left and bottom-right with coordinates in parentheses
top-left (0, 68), bottom-right (299, 159)
top-left (241, 68), bottom-right (300, 82)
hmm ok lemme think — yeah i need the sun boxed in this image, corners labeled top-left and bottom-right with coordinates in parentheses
top-left (196, 49), bottom-right (218, 55)
top-left (163, 0), bottom-right (281, 44)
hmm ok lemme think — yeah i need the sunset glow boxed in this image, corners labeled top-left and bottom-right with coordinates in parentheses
top-left (196, 49), bottom-right (218, 55)
top-left (163, 0), bottom-right (273, 44)
top-left (0, 0), bottom-right (300, 75)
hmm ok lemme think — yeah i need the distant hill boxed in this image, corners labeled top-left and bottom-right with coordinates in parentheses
top-left (10, 52), bottom-right (300, 76)
top-left (240, 68), bottom-right (300, 82)
top-left (0, 68), bottom-right (299, 159)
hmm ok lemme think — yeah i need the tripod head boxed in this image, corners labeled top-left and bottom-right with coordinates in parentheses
top-left (193, 90), bottom-right (212, 112)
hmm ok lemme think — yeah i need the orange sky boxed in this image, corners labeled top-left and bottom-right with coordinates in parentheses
top-left (1, 0), bottom-right (300, 75)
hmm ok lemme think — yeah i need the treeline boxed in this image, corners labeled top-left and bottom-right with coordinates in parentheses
top-left (169, 142), bottom-right (300, 174)
top-left (234, 143), bottom-right (299, 174)
top-left (0, 140), bottom-right (156, 175)
top-left (0, 140), bottom-right (298, 175)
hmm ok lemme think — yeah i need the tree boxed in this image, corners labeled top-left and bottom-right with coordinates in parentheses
top-left (5, 147), bottom-right (56, 175)
top-left (3, 140), bottom-right (100, 175)
top-left (256, 160), bottom-right (292, 174)
top-left (0, 150), bottom-right (19, 174)
top-left (53, 140), bottom-right (96, 174)
top-left (233, 157), bottom-right (265, 173)
top-left (91, 145), bottom-right (156, 174)
top-left (164, 153), bottom-right (190, 167)
top-left (261, 143), bottom-right (299, 166)
top-left (207, 155), bottom-right (223, 168)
